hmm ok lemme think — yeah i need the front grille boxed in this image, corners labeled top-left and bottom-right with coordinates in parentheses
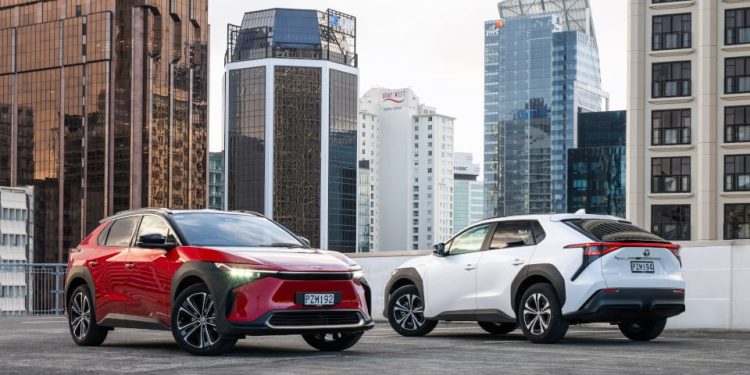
top-left (267, 311), bottom-right (362, 327)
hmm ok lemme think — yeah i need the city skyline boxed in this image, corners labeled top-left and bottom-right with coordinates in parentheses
top-left (207, 0), bottom-right (628, 170)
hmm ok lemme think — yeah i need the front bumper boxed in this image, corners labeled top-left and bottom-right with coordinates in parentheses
top-left (563, 288), bottom-right (685, 324)
top-left (219, 309), bottom-right (375, 337)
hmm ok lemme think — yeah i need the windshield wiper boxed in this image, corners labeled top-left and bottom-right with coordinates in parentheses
top-left (265, 243), bottom-right (305, 248)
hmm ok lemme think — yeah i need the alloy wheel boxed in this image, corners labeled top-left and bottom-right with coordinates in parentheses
top-left (392, 293), bottom-right (426, 331)
top-left (522, 293), bottom-right (552, 335)
top-left (70, 292), bottom-right (91, 340)
top-left (176, 292), bottom-right (219, 349)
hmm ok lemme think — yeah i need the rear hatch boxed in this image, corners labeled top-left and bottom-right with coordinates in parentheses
top-left (564, 219), bottom-right (683, 288)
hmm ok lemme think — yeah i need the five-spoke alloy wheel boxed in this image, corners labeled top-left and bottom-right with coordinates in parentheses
top-left (517, 283), bottom-right (568, 343)
top-left (388, 285), bottom-right (437, 336)
top-left (171, 284), bottom-right (236, 355)
top-left (68, 285), bottom-right (108, 346)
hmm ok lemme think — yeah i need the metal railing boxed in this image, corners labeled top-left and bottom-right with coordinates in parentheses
top-left (0, 263), bottom-right (67, 316)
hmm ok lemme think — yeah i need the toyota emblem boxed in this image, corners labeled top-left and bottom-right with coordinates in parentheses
top-left (643, 249), bottom-right (651, 257)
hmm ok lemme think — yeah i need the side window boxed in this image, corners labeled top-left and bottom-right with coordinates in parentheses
top-left (104, 217), bottom-right (140, 247)
top-left (97, 222), bottom-right (112, 245)
top-left (136, 215), bottom-right (176, 244)
top-left (489, 221), bottom-right (534, 250)
top-left (446, 224), bottom-right (491, 256)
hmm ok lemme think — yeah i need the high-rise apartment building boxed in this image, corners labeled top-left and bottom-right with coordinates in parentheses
top-left (209, 151), bottom-right (224, 210)
top-left (359, 88), bottom-right (454, 251)
top-left (628, 0), bottom-right (750, 241)
top-left (568, 111), bottom-right (626, 218)
top-left (0, 1), bottom-right (209, 262)
top-left (357, 110), bottom-right (379, 252)
top-left (485, 0), bottom-right (608, 218)
top-left (224, 8), bottom-right (358, 252)
top-left (453, 152), bottom-right (484, 233)
top-left (0, 186), bottom-right (33, 315)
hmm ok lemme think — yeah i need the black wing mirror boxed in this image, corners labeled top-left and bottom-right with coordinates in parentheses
top-left (136, 233), bottom-right (176, 250)
top-left (298, 237), bottom-right (311, 247)
top-left (433, 243), bottom-right (447, 257)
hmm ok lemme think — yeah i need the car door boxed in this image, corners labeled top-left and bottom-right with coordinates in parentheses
top-left (423, 223), bottom-right (492, 318)
top-left (90, 216), bottom-right (140, 321)
top-left (476, 221), bottom-right (542, 317)
top-left (125, 215), bottom-right (178, 327)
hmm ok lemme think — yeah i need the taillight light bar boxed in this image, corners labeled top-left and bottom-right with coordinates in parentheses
top-left (566, 242), bottom-right (682, 280)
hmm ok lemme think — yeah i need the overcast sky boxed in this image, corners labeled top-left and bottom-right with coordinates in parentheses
top-left (207, 0), bottom-right (628, 168)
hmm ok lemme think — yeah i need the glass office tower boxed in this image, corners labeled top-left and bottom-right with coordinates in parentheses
top-left (568, 111), bottom-right (626, 218)
top-left (0, 1), bottom-right (209, 263)
top-left (225, 9), bottom-right (358, 252)
top-left (485, 0), bottom-right (607, 217)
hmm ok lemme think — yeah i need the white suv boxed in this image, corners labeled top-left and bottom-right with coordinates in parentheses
top-left (384, 214), bottom-right (686, 343)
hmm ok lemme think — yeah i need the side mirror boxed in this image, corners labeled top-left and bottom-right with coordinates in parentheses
top-left (136, 233), bottom-right (176, 250)
top-left (433, 243), bottom-right (447, 257)
top-left (298, 237), bottom-right (311, 247)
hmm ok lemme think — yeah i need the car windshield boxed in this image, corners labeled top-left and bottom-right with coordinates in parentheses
top-left (172, 213), bottom-right (305, 248)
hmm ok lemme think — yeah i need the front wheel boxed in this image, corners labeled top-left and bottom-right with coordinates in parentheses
top-left (478, 322), bottom-right (517, 335)
top-left (302, 332), bottom-right (363, 351)
top-left (517, 283), bottom-right (568, 343)
top-left (387, 285), bottom-right (437, 337)
top-left (171, 283), bottom-right (237, 356)
top-left (68, 285), bottom-right (108, 346)
top-left (618, 318), bottom-right (667, 341)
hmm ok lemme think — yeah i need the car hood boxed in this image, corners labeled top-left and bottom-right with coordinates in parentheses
top-left (208, 247), bottom-right (354, 272)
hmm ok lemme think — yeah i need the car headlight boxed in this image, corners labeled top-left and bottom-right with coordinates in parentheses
top-left (215, 263), bottom-right (279, 281)
top-left (349, 264), bottom-right (364, 280)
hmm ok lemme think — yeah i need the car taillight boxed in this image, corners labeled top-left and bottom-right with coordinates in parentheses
top-left (669, 245), bottom-right (682, 265)
top-left (564, 242), bottom-right (622, 280)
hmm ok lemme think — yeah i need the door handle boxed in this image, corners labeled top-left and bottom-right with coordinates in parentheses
top-left (465, 264), bottom-right (477, 271)
top-left (125, 263), bottom-right (135, 270)
top-left (89, 260), bottom-right (98, 268)
top-left (512, 258), bottom-right (524, 266)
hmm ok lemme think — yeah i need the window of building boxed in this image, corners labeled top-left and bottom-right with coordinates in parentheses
top-left (652, 205), bottom-right (690, 241)
top-left (725, 203), bottom-right (750, 239)
top-left (651, 157), bottom-right (691, 193)
top-left (725, 154), bottom-right (750, 191)
top-left (652, 13), bottom-right (691, 50)
top-left (652, 61), bottom-right (691, 98)
top-left (726, 57), bottom-right (750, 94)
top-left (652, 109), bottom-right (691, 145)
top-left (726, 8), bottom-right (750, 45)
top-left (725, 106), bottom-right (750, 143)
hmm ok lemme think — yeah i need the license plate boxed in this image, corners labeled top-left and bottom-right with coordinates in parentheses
top-left (631, 261), bottom-right (654, 273)
top-left (303, 293), bottom-right (336, 306)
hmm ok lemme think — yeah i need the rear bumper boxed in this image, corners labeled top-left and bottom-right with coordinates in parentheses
top-left (219, 309), bottom-right (375, 337)
top-left (563, 288), bottom-right (685, 323)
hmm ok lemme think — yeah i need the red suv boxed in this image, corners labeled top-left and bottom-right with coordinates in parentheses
top-left (64, 209), bottom-right (373, 355)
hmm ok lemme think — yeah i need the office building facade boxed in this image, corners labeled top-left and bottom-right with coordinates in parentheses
top-left (568, 111), bottom-right (626, 218)
top-left (628, 0), bottom-right (750, 241)
top-left (209, 151), bottom-right (224, 210)
top-left (0, 1), bottom-right (209, 262)
top-left (485, 0), bottom-right (608, 218)
top-left (359, 88), bottom-right (454, 251)
top-left (225, 8), bottom-right (358, 252)
top-left (357, 110), bottom-right (379, 252)
top-left (0, 186), bottom-right (33, 315)
top-left (453, 152), bottom-right (484, 232)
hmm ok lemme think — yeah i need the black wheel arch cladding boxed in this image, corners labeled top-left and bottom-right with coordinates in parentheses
top-left (511, 264), bottom-right (566, 313)
top-left (383, 267), bottom-right (425, 316)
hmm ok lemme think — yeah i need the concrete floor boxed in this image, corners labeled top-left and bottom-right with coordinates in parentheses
top-left (0, 317), bottom-right (748, 374)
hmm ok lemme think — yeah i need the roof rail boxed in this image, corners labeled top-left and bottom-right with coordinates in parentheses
top-left (230, 210), bottom-right (265, 217)
top-left (99, 207), bottom-right (173, 223)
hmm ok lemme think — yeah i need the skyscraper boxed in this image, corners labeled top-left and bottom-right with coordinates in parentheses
top-left (0, 1), bottom-right (209, 263)
top-left (453, 152), bottom-right (484, 233)
top-left (209, 151), bottom-right (225, 210)
top-left (224, 8), bottom-right (358, 252)
top-left (359, 88), bottom-right (455, 251)
top-left (485, 0), bottom-right (608, 218)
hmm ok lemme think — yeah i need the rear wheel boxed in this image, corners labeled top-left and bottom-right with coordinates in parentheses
top-left (171, 283), bottom-right (237, 356)
top-left (478, 322), bottom-right (517, 335)
top-left (302, 332), bottom-right (363, 351)
top-left (68, 285), bottom-right (108, 346)
top-left (618, 318), bottom-right (667, 341)
top-left (387, 285), bottom-right (437, 337)
top-left (517, 283), bottom-right (568, 343)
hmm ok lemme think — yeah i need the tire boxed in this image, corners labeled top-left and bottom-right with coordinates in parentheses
top-left (68, 285), bottom-right (108, 346)
top-left (618, 318), bottom-right (667, 341)
top-left (517, 283), bottom-right (568, 344)
top-left (478, 321), bottom-right (517, 335)
top-left (387, 285), bottom-right (437, 337)
top-left (171, 283), bottom-right (237, 356)
top-left (302, 332), bottom-right (363, 351)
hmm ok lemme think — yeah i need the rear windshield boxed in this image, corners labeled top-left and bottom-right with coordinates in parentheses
top-left (563, 219), bottom-right (668, 243)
